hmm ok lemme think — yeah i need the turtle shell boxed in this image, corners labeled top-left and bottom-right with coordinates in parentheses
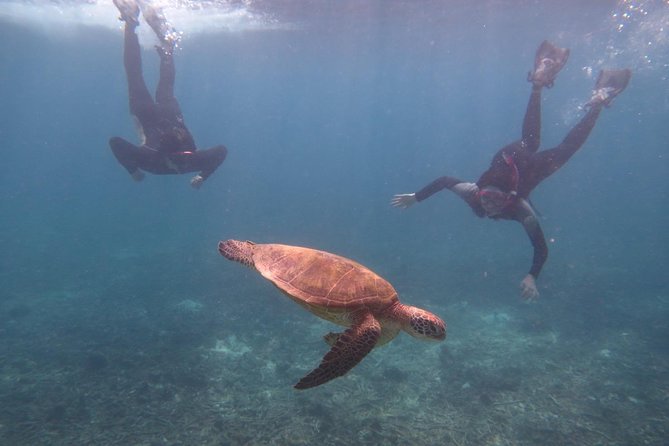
top-left (252, 244), bottom-right (398, 311)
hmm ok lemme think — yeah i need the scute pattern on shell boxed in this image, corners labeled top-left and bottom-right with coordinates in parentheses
top-left (252, 244), bottom-right (397, 309)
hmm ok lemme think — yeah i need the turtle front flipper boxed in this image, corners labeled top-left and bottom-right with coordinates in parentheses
top-left (295, 312), bottom-right (381, 389)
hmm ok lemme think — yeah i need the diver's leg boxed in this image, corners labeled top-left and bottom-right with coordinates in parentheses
top-left (525, 105), bottom-right (602, 190)
top-left (144, 3), bottom-right (183, 113)
top-left (520, 41), bottom-right (570, 154)
top-left (155, 45), bottom-right (181, 111)
top-left (525, 68), bottom-right (632, 191)
top-left (521, 41), bottom-right (569, 153)
top-left (109, 136), bottom-right (145, 181)
top-left (520, 86), bottom-right (542, 154)
top-left (139, 0), bottom-right (178, 104)
top-left (122, 22), bottom-right (154, 119)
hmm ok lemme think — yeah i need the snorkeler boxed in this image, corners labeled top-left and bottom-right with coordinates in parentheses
top-left (109, 0), bottom-right (227, 189)
top-left (391, 40), bottom-right (631, 300)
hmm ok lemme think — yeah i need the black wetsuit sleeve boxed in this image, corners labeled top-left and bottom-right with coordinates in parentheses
top-left (194, 145), bottom-right (228, 180)
top-left (415, 176), bottom-right (463, 202)
top-left (514, 200), bottom-right (548, 278)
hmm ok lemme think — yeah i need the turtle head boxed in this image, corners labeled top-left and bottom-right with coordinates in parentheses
top-left (218, 240), bottom-right (256, 268)
top-left (401, 305), bottom-right (446, 341)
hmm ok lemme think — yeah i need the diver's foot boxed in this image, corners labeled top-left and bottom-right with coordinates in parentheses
top-left (527, 40), bottom-right (570, 88)
top-left (113, 0), bottom-right (140, 26)
top-left (585, 68), bottom-right (632, 108)
top-left (138, 0), bottom-right (180, 49)
top-left (130, 169), bottom-right (145, 182)
top-left (190, 174), bottom-right (204, 189)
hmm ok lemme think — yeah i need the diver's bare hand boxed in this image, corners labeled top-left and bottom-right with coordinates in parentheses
top-left (391, 193), bottom-right (417, 209)
top-left (131, 170), bottom-right (145, 182)
top-left (520, 274), bottom-right (539, 301)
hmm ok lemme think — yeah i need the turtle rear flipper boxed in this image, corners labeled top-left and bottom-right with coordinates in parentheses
top-left (295, 313), bottom-right (381, 389)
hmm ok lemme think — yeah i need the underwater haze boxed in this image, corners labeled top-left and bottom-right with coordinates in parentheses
top-left (1, 0), bottom-right (668, 444)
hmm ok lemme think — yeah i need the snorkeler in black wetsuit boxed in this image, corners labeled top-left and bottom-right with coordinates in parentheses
top-left (392, 40), bottom-right (632, 300)
top-left (110, 0), bottom-right (227, 189)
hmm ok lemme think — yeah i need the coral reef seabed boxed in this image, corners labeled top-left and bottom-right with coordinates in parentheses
top-left (1, 282), bottom-right (667, 445)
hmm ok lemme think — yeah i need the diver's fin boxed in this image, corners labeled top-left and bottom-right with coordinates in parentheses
top-left (527, 40), bottom-right (570, 88)
top-left (137, 0), bottom-right (179, 52)
top-left (112, 0), bottom-right (140, 26)
top-left (586, 69), bottom-right (632, 108)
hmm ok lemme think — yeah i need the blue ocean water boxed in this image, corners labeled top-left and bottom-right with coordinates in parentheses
top-left (0, 0), bottom-right (667, 444)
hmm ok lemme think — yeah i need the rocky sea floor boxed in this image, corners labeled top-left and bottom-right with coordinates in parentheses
top-left (1, 262), bottom-right (668, 446)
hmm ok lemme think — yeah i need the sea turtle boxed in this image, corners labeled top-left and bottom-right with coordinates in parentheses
top-left (218, 239), bottom-right (446, 389)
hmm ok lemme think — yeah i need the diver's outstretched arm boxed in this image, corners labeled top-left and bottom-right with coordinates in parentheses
top-left (513, 198), bottom-right (547, 300)
top-left (392, 176), bottom-right (483, 214)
